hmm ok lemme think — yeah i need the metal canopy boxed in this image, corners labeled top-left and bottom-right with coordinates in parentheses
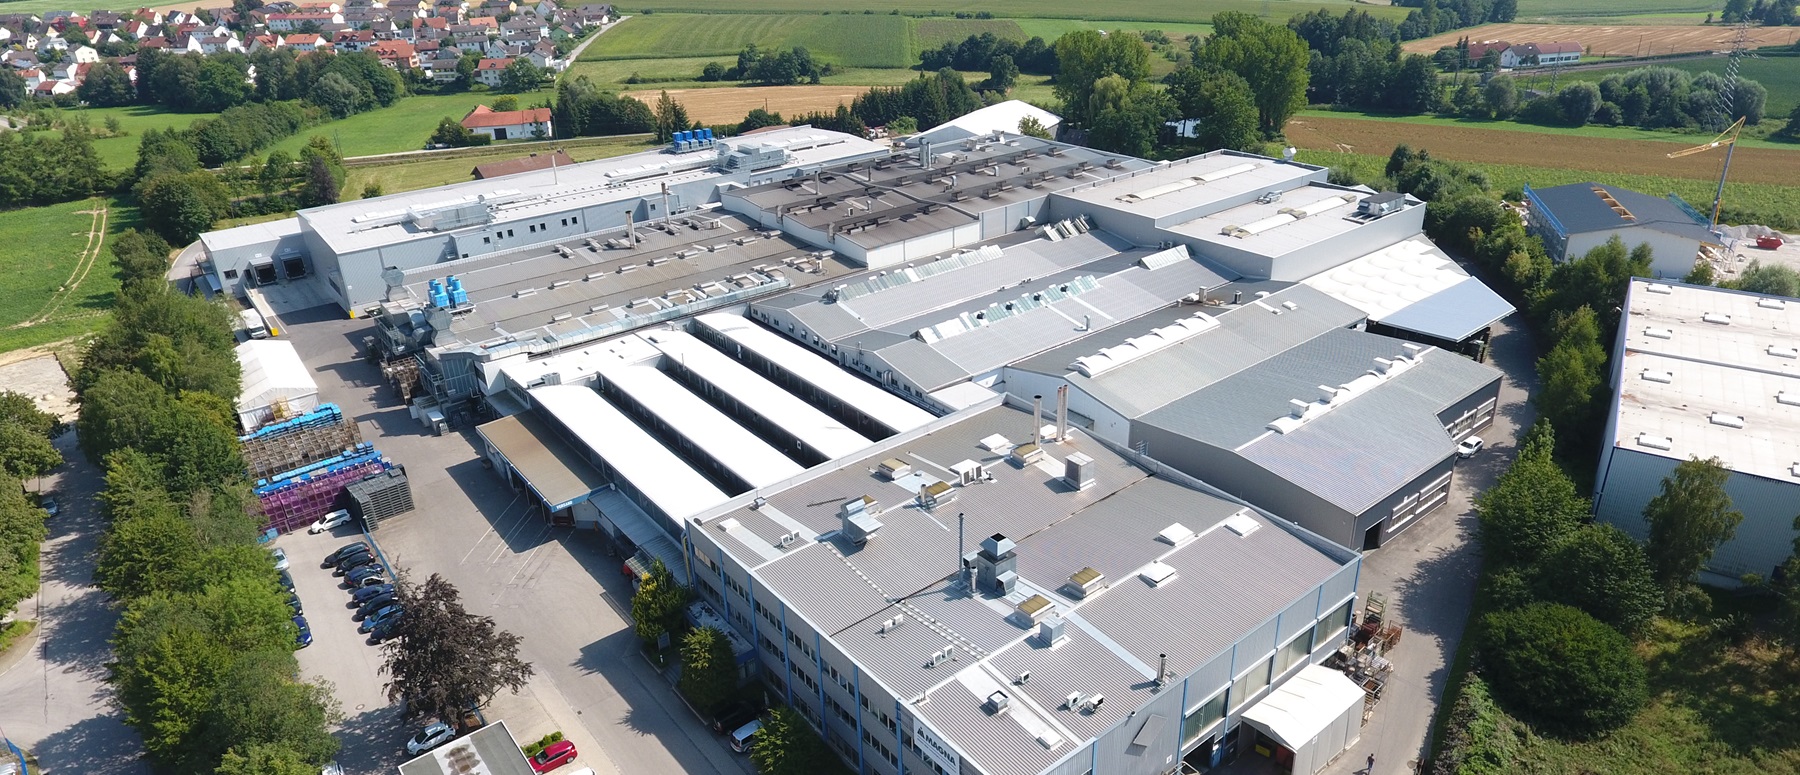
top-left (1376, 277), bottom-right (1515, 343)
top-left (476, 411), bottom-right (608, 511)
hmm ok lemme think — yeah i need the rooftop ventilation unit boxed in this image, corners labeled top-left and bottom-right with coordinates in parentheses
top-left (1636, 434), bottom-right (1673, 451)
top-left (1702, 312), bottom-right (1732, 325)
top-left (984, 691), bottom-right (1011, 715)
top-left (1709, 413), bottom-right (1746, 429)
top-left (879, 614), bottom-right (906, 634)
top-left (1014, 594), bottom-right (1054, 626)
top-left (1039, 617), bottom-right (1067, 647)
top-left (1778, 391), bottom-right (1800, 407)
top-left (976, 534), bottom-right (1019, 595)
top-left (950, 459), bottom-right (990, 485)
top-left (1769, 345), bottom-right (1799, 359)
top-left (1356, 192), bottom-right (1406, 216)
top-left (1759, 298), bottom-right (1788, 310)
top-left (1063, 453), bottom-right (1095, 490)
top-left (918, 480), bottom-right (956, 510)
top-left (1011, 442), bottom-right (1045, 466)
top-left (1139, 561), bottom-right (1177, 587)
top-left (1157, 523), bottom-right (1195, 546)
top-left (1643, 327), bottom-right (1673, 340)
top-left (1644, 283), bottom-right (1674, 294)
top-left (877, 458), bottom-right (912, 480)
top-left (1641, 370), bottom-right (1674, 384)
top-left (1222, 513), bottom-right (1260, 537)
top-left (839, 496), bottom-right (883, 545)
top-left (1067, 567), bottom-right (1105, 599)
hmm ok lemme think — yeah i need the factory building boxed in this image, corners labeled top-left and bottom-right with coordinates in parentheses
top-left (1593, 279), bottom-right (1800, 584)
top-left (1523, 182), bottom-right (1722, 278)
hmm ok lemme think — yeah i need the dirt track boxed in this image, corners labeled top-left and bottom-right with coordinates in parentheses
top-left (1285, 116), bottom-right (1800, 185)
top-left (622, 85), bottom-right (868, 125)
top-left (1401, 23), bottom-right (1800, 57)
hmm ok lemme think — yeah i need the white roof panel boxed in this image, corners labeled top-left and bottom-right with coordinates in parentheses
top-left (594, 360), bottom-right (805, 489)
top-left (528, 384), bottom-right (728, 521)
top-left (1239, 665), bottom-right (1366, 751)
top-left (695, 314), bottom-right (934, 435)
top-left (235, 339), bottom-right (317, 412)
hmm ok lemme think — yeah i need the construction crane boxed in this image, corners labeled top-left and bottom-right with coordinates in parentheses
top-left (1667, 116), bottom-right (1744, 227)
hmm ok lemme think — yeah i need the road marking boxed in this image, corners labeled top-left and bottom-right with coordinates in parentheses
top-left (459, 494), bottom-right (519, 565)
top-left (492, 532), bottom-right (553, 608)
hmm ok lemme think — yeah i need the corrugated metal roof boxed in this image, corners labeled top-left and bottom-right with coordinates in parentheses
top-left (475, 411), bottom-right (608, 509)
top-left (1375, 276), bottom-right (1516, 342)
top-left (696, 314), bottom-right (935, 434)
top-left (528, 384), bottom-right (729, 521)
top-left (595, 359), bottom-right (806, 490)
top-left (645, 330), bottom-right (872, 460)
top-left (1530, 181), bottom-right (1715, 242)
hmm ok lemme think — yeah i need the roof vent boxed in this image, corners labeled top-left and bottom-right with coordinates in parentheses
top-left (918, 480), bottom-right (956, 510)
top-left (1777, 391), bottom-right (1800, 406)
top-left (1014, 594), bottom-right (1054, 626)
top-left (1157, 523), bottom-right (1194, 546)
top-left (1067, 567), bottom-right (1105, 599)
top-left (1702, 312), bottom-right (1732, 325)
top-left (1139, 561), bottom-right (1177, 587)
top-left (1640, 370), bottom-right (1674, 384)
top-left (1709, 413), bottom-right (1745, 429)
top-left (1063, 453), bottom-right (1095, 490)
top-left (979, 434), bottom-right (1012, 452)
top-left (1768, 345), bottom-right (1799, 359)
top-left (1636, 434), bottom-right (1673, 451)
top-left (1643, 327), bottom-right (1673, 340)
top-left (951, 459), bottom-right (989, 485)
top-left (984, 691), bottom-right (1011, 715)
top-left (1792, 463), bottom-right (1800, 478)
top-left (877, 458), bottom-right (912, 480)
top-left (1038, 617), bottom-right (1067, 647)
top-left (1222, 513), bottom-right (1260, 537)
top-left (1758, 298), bottom-right (1786, 310)
top-left (1644, 283), bottom-right (1674, 294)
top-left (839, 496), bottom-right (883, 544)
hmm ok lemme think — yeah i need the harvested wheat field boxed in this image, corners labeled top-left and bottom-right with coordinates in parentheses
top-left (622, 86), bottom-right (869, 125)
top-left (1401, 23), bottom-right (1800, 57)
top-left (1285, 115), bottom-right (1800, 185)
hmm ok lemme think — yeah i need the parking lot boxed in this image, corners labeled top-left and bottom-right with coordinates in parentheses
top-left (272, 303), bottom-right (754, 775)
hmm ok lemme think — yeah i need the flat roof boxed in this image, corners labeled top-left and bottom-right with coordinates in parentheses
top-left (1055, 151), bottom-right (1322, 222)
top-left (590, 336), bottom-right (805, 490)
top-left (476, 411), bottom-right (609, 510)
top-left (201, 217), bottom-right (304, 253)
top-left (397, 721), bottom-right (534, 775)
top-left (694, 313), bottom-right (935, 434)
top-left (1168, 184), bottom-right (1409, 259)
top-left (1302, 235), bottom-right (1513, 342)
top-left (643, 329), bottom-right (873, 460)
top-left (1610, 279), bottom-right (1800, 483)
top-left (529, 384), bottom-right (729, 521)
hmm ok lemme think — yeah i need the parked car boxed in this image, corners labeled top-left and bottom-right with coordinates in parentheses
top-left (710, 699), bottom-right (762, 734)
top-left (369, 618), bottom-right (401, 643)
top-left (323, 543), bottom-right (370, 568)
top-left (336, 552), bottom-right (379, 576)
top-left (529, 740), bottom-right (578, 773)
top-left (350, 583), bottom-right (396, 606)
top-left (355, 592), bottom-right (397, 620)
top-left (294, 615), bottom-right (313, 648)
top-left (271, 547), bottom-right (290, 571)
top-left (1456, 435), bottom-right (1485, 458)
top-left (349, 572), bottom-right (389, 589)
top-left (359, 605), bottom-right (403, 634)
top-left (405, 722), bottom-right (455, 755)
top-left (278, 569), bottom-right (296, 593)
top-left (346, 564), bottom-right (387, 586)
top-left (728, 720), bottom-right (761, 753)
top-left (38, 495), bottom-right (59, 518)
top-left (310, 509), bottom-right (353, 534)
top-left (286, 592), bottom-right (304, 614)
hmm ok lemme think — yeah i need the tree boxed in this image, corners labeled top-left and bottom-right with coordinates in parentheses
top-left (0, 423), bottom-right (61, 480)
top-left (214, 744), bottom-right (318, 775)
top-left (1775, 515), bottom-right (1800, 647)
top-left (678, 626), bottom-right (737, 713)
top-left (1683, 259), bottom-right (1715, 286)
top-left (737, 108), bottom-right (786, 134)
top-left (700, 61), bottom-right (726, 82)
top-left (1053, 30), bottom-right (1151, 126)
top-left (1475, 420), bottom-right (1588, 568)
top-left (886, 115), bottom-right (919, 135)
top-left (1533, 305), bottom-right (1609, 456)
top-left (1387, 54), bottom-right (1440, 114)
top-left (1193, 12), bottom-right (1310, 136)
top-left (1556, 81), bottom-right (1603, 126)
top-left (1643, 456), bottom-right (1742, 610)
top-left (428, 117), bottom-right (477, 147)
top-left (1478, 603), bottom-right (1647, 737)
top-left (1016, 115), bottom-right (1049, 139)
top-left (307, 72), bottom-right (362, 119)
top-left (0, 70), bottom-right (23, 109)
top-left (1534, 524), bottom-right (1662, 634)
top-left (630, 559), bottom-right (688, 648)
top-left (499, 58), bottom-right (545, 93)
top-left (1482, 74), bottom-right (1519, 119)
top-left (194, 59), bottom-right (252, 112)
top-left (0, 481), bottom-right (49, 615)
top-left (300, 155), bottom-right (341, 209)
top-left (983, 54), bottom-right (1018, 93)
top-left (189, 650), bottom-right (341, 768)
top-left (382, 574), bottom-right (534, 723)
top-left (1732, 260), bottom-right (1800, 298)
top-left (1722, 0), bottom-right (1753, 22)
top-left (136, 172), bottom-right (230, 245)
top-left (491, 95), bottom-right (520, 112)
top-left (0, 392), bottom-right (57, 439)
top-left (652, 90), bottom-right (691, 143)
top-left (749, 705), bottom-right (832, 775)
top-left (1164, 67), bottom-right (1261, 152)
top-left (78, 62), bottom-right (137, 107)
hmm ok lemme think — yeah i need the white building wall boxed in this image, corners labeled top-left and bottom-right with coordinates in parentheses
top-left (1565, 228), bottom-right (1700, 279)
top-left (1593, 447), bottom-right (1800, 584)
top-left (997, 367), bottom-right (1133, 445)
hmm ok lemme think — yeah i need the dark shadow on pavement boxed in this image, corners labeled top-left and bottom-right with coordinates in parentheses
top-left (30, 711), bottom-right (151, 775)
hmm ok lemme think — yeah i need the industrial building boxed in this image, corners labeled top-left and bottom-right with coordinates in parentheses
top-left (1593, 279), bottom-right (1800, 584)
top-left (1523, 181), bottom-right (1721, 278)
top-left (683, 398), bottom-right (1364, 775)
top-left (194, 126), bottom-right (889, 309)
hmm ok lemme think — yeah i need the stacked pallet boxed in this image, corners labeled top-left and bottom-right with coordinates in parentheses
top-left (241, 404), bottom-right (364, 480)
top-left (346, 467), bottom-right (415, 530)
top-left (255, 449), bottom-right (392, 534)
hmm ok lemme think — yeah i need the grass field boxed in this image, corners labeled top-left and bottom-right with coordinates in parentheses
top-left (1516, 0), bottom-right (1724, 20)
top-left (0, 196), bottom-right (130, 354)
top-left (1514, 56), bottom-right (1800, 117)
top-left (629, 0), bottom-right (1404, 24)
top-left (264, 91), bottom-right (547, 159)
top-left (1402, 24), bottom-right (1800, 58)
top-left (340, 135), bottom-right (653, 196)
top-left (579, 14), bottom-right (914, 68)
top-left (1296, 109), bottom-right (1800, 152)
top-left (45, 104), bottom-right (221, 170)
top-left (566, 58), bottom-right (993, 94)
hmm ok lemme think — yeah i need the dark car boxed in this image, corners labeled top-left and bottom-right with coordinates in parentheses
top-left (348, 569), bottom-right (389, 588)
top-left (359, 605), bottom-right (402, 634)
top-left (277, 569), bottom-right (296, 593)
top-left (354, 592), bottom-right (397, 620)
top-left (346, 563), bottom-right (387, 585)
top-left (293, 615), bottom-right (313, 648)
top-left (710, 700), bottom-right (763, 734)
top-left (286, 592), bottom-right (304, 614)
top-left (368, 618), bottom-right (400, 643)
top-left (323, 543), bottom-right (370, 568)
top-left (336, 552), bottom-right (379, 576)
top-left (349, 583), bottom-right (396, 607)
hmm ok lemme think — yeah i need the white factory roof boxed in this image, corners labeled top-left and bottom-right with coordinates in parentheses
top-left (201, 217), bottom-right (304, 253)
top-left (298, 126), bottom-right (885, 255)
top-left (1169, 183), bottom-right (1388, 259)
top-left (1610, 279), bottom-right (1800, 483)
top-left (910, 100), bottom-right (1062, 145)
top-left (235, 339), bottom-right (317, 413)
top-left (1055, 151), bottom-right (1323, 221)
top-left (1302, 235), bottom-right (1514, 342)
top-left (643, 329), bottom-right (874, 460)
top-left (694, 313), bottom-right (935, 435)
top-left (528, 384), bottom-right (729, 521)
top-left (590, 336), bottom-right (805, 489)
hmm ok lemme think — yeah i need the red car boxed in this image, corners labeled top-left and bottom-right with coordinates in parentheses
top-left (529, 740), bottom-right (577, 773)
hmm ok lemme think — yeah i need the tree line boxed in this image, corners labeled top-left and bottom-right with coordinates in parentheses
top-left (77, 242), bottom-right (342, 774)
top-left (697, 44), bottom-right (831, 86)
top-left (0, 392), bottom-right (61, 624)
top-left (918, 32), bottom-right (1058, 76)
top-left (133, 129), bottom-right (347, 245)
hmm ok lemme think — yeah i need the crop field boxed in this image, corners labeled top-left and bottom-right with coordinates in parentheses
top-left (341, 136), bottom-right (652, 197)
top-left (1401, 23), bottom-right (1800, 57)
top-left (1012, 18), bottom-right (1214, 40)
top-left (621, 85), bottom-right (875, 124)
top-left (630, 0), bottom-right (1405, 24)
top-left (1515, 0), bottom-right (1725, 21)
top-left (1286, 114), bottom-right (1800, 185)
top-left (264, 92), bottom-right (528, 159)
top-left (579, 14), bottom-right (914, 68)
top-left (0, 197), bottom-right (127, 354)
top-left (1519, 55), bottom-right (1800, 117)
top-left (1295, 109), bottom-right (1800, 151)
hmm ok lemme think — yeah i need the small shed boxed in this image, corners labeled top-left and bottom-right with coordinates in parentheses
top-left (235, 339), bottom-right (319, 430)
top-left (1239, 665), bottom-right (1366, 775)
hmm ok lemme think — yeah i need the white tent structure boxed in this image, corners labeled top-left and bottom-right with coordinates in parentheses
top-left (1239, 665), bottom-right (1366, 775)
top-left (909, 100), bottom-right (1061, 145)
top-left (235, 339), bottom-right (319, 430)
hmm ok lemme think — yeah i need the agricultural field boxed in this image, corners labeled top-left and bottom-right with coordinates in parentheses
top-left (621, 85), bottom-right (878, 124)
top-left (340, 135), bottom-right (653, 196)
top-left (1294, 109), bottom-right (1800, 152)
top-left (0, 196), bottom-right (130, 354)
top-left (1401, 23), bottom-right (1800, 57)
top-left (1515, 0), bottom-right (1726, 21)
top-left (628, 0), bottom-right (1404, 24)
top-left (579, 14), bottom-right (914, 68)
top-left (1522, 55), bottom-right (1800, 117)
top-left (1011, 18), bottom-right (1213, 40)
top-left (1285, 114), bottom-right (1800, 185)
top-left (263, 91), bottom-right (542, 159)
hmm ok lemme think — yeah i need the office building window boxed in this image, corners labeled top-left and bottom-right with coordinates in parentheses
top-left (1182, 689), bottom-right (1228, 746)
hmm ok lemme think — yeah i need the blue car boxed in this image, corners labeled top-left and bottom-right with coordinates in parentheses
top-left (350, 583), bottom-right (396, 607)
top-left (346, 564), bottom-right (387, 587)
top-left (359, 605), bottom-right (403, 634)
top-left (294, 615), bottom-right (313, 648)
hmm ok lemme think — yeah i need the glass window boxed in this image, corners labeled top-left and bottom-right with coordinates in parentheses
top-left (1230, 656), bottom-right (1273, 712)
top-left (1320, 598), bottom-right (1355, 643)
top-left (1275, 625), bottom-right (1316, 676)
top-left (1182, 689), bottom-right (1228, 746)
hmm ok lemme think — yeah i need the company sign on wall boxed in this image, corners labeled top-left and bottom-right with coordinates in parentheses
top-left (913, 716), bottom-right (960, 774)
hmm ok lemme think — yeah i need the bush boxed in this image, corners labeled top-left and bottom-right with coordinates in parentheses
top-left (1430, 674), bottom-right (1534, 775)
top-left (1533, 524), bottom-right (1662, 634)
top-left (1477, 603), bottom-right (1647, 737)
top-left (520, 731), bottom-right (563, 758)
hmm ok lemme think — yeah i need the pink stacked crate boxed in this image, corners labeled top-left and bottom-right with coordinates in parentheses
top-left (257, 459), bottom-right (388, 533)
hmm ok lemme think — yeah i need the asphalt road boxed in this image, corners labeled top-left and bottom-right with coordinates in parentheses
top-left (0, 432), bottom-right (150, 775)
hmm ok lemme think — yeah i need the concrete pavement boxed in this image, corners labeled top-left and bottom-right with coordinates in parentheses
top-left (0, 432), bottom-right (149, 775)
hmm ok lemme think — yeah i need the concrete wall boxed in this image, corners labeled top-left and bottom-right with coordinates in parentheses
top-left (1566, 228), bottom-right (1700, 279)
top-left (861, 222), bottom-right (983, 269)
top-left (1593, 447), bottom-right (1800, 583)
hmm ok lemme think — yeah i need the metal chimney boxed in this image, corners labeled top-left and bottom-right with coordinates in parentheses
top-left (958, 512), bottom-right (973, 591)
top-left (1032, 395), bottom-right (1043, 443)
top-left (624, 209), bottom-right (634, 243)
top-left (921, 141), bottom-right (931, 167)
top-left (660, 182), bottom-right (671, 226)
top-left (1056, 385), bottom-right (1068, 441)
top-left (1157, 653), bottom-right (1169, 688)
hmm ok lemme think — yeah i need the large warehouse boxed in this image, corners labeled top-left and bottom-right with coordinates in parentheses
top-left (1523, 182), bottom-right (1722, 278)
top-left (1593, 279), bottom-right (1800, 584)
top-left (196, 126), bottom-right (889, 310)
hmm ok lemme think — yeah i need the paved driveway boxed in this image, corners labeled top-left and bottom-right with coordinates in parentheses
top-left (277, 305), bottom-right (754, 775)
top-left (0, 433), bottom-right (150, 775)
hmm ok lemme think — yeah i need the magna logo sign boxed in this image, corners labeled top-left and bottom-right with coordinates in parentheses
top-left (913, 716), bottom-right (960, 773)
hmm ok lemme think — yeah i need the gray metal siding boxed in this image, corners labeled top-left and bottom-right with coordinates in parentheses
top-left (1594, 448), bottom-right (1800, 582)
top-left (1129, 424), bottom-right (1358, 548)
top-left (1089, 685), bottom-right (1186, 775)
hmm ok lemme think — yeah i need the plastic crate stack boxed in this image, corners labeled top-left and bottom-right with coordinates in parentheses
top-left (255, 448), bottom-right (392, 534)
top-left (347, 468), bottom-right (415, 530)
top-left (240, 404), bottom-right (364, 481)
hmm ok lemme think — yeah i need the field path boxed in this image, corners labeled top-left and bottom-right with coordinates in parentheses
top-left (1285, 116), bottom-right (1800, 184)
top-left (13, 200), bottom-right (108, 330)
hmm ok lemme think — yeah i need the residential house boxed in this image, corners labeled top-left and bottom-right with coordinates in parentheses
top-left (523, 40), bottom-right (559, 70)
top-left (499, 16), bottom-right (545, 38)
top-left (196, 35), bottom-right (243, 54)
top-left (90, 10), bottom-right (122, 30)
top-left (473, 56), bottom-right (509, 86)
top-left (247, 33), bottom-right (284, 51)
top-left (387, 0), bottom-right (427, 15)
top-left (467, 15), bottom-right (499, 30)
top-left (571, 3), bottom-right (614, 26)
top-left (137, 35), bottom-right (170, 49)
top-left (370, 18), bottom-right (400, 38)
top-left (34, 79), bottom-right (75, 96)
top-left (283, 32), bottom-right (326, 50)
top-left (450, 25), bottom-right (491, 51)
top-left (296, 1), bottom-right (343, 11)
top-left (70, 44), bottom-right (99, 63)
top-left (1501, 41), bottom-right (1581, 68)
top-left (423, 48), bottom-right (462, 82)
top-left (344, 7), bottom-right (390, 27)
top-left (0, 28), bottom-right (10, 45)
top-left (459, 103), bottom-right (552, 140)
top-left (332, 28), bottom-right (375, 50)
top-left (267, 11), bottom-right (343, 30)
top-left (371, 39), bottom-right (419, 69)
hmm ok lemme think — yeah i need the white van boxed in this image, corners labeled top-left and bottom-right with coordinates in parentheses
top-left (729, 719), bottom-right (762, 753)
top-left (240, 309), bottom-right (269, 339)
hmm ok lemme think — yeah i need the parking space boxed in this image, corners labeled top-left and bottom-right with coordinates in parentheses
top-left (273, 305), bottom-right (752, 775)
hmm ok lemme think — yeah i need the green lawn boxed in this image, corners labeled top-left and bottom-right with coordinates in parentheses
top-left (580, 14), bottom-right (914, 68)
top-left (1519, 56), bottom-right (1800, 117)
top-left (265, 91), bottom-right (549, 159)
top-left (49, 104), bottom-right (220, 170)
top-left (1011, 17), bottom-right (1213, 40)
top-left (627, 0), bottom-right (1405, 24)
top-left (1515, 0), bottom-right (1723, 20)
top-left (564, 58), bottom-right (992, 92)
top-left (0, 0), bottom-right (140, 13)
top-left (341, 135), bottom-right (655, 197)
top-left (0, 196), bottom-right (132, 354)
top-left (1297, 108), bottom-right (1800, 151)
